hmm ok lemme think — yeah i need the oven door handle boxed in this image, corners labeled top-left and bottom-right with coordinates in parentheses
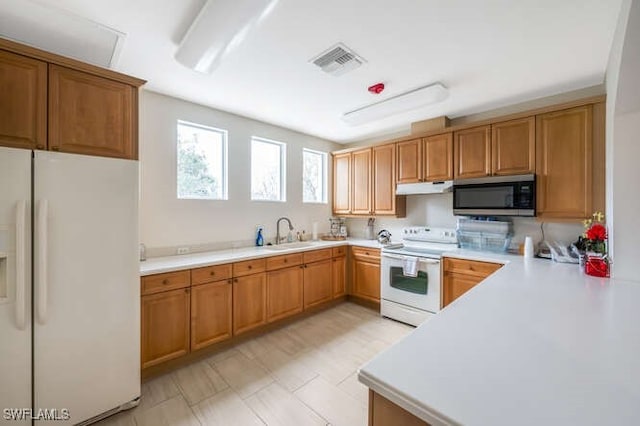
top-left (382, 253), bottom-right (440, 264)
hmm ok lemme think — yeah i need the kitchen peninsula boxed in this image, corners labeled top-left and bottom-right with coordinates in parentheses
top-left (359, 254), bottom-right (640, 425)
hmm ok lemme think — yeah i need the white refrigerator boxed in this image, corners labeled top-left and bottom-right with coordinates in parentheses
top-left (0, 147), bottom-right (140, 425)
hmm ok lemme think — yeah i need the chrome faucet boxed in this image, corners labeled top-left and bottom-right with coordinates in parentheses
top-left (276, 217), bottom-right (294, 244)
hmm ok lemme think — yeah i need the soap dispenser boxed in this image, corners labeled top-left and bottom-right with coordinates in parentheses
top-left (256, 227), bottom-right (264, 247)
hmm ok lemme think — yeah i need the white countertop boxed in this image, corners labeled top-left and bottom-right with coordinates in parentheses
top-left (359, 254), bottom-right (640, 425)
top-left (140, 238), bottom-right (388, 276)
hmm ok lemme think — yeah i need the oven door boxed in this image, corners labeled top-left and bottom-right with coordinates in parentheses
top-left (381, 253), bottom-right (441, 314)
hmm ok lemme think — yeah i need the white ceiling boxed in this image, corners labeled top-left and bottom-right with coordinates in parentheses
top-left (2, 0), bottom-right (623, 143)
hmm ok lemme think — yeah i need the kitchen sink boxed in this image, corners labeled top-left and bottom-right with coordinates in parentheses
top-left (264, 242), bottom-right (315, 251)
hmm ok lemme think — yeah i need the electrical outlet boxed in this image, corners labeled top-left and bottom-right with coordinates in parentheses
top-left (177, 247), bottom-right (189, 255)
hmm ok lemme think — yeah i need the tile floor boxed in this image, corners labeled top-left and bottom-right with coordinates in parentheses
top-left (96, 303), bottom-right (413, 426)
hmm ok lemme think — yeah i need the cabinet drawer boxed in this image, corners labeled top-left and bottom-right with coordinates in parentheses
top-left (266, 253), bottom-right (303, 271)
top-left (351, 246), bottom-right (381, 263)
top-left (303, 248), bottom-right (332, 264)
top-left (332, 246), bottom-right (347, 257)
top-left (191, 263), bottom-right (232, 286)
top-left (233, 258), bottom-right (266, 277)
top-left (443, 258), bottom-right (502, 278)
top-left (141, 270), bottom-right (190, 295)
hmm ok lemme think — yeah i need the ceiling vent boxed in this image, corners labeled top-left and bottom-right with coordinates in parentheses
top-left (311, 43), bottom-right (365, 76)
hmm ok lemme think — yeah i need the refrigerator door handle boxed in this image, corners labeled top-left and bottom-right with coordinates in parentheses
top-left (37, 199), bottom-right (48, 325)
top-left (15, 200), bottom-right (27, 330)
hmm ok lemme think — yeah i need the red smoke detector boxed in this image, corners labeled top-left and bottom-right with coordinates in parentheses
top-left (368, 83), bottom-right (385, 94)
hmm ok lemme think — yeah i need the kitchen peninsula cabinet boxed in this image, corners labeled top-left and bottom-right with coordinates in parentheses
top-left (351, 246), bottom-right (381, 303)
top-left (442, 258), bottom-right (502, 308)
top-left (0, 38), bottom-right (144, 159)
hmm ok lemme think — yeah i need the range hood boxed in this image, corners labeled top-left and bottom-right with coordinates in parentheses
top-left (396, 181), bottom-right (453, 195)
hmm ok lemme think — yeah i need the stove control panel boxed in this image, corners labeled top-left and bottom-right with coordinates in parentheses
top-left (402, 226), bottom-right (458, 243)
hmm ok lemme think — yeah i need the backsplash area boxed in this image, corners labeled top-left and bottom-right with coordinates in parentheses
top-left (345, 193), bottom-right (584, 249)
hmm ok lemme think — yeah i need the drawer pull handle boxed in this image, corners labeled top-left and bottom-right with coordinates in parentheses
top-left (248, 265), bottom-right (252, 270)
top-left (234, 279), bottom-right (238, 283)
top-left (227, 279), bottom-right (232, 284)
top-left (162, 279), bottom-right (169, 285)
top-left (284, 259), bottom-right (288, 263)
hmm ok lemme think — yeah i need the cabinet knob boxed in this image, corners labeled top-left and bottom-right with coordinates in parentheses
top-left (210, 271), bottom-right (215, 276)
top-left (36, 144), bottom-right (44, 150)
top-left (248, 265), bottom-right (252, 270)
top-left (185, 288), bottom-right (189, 294)
top-left (284, 259), bottom-right (288, 263)
top-left (51, 146), bottom-right (60, 151)
top-left (227, 279), bottom-right (232, 284)
top-left (234, 279), bottom-right (238, 283)
top-left (162, 279), bottom-right (169, 285)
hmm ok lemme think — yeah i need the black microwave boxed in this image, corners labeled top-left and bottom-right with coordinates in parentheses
top-left (453, 174), bottom-right (536, 217)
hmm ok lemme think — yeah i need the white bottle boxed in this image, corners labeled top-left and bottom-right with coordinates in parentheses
top-left (312, 222), bottom-right (318, 240)
top-left (524, 236), bottom-right (534, 258)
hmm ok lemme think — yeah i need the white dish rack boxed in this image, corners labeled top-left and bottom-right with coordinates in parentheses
top-left (456, 218), bottom-right (512, 252)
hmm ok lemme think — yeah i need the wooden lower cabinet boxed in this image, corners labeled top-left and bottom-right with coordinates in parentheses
top-left (369, 391), bottom-right (429, 426)
top-left (351, 247), bottom-right (381, 303)
top-left (267, 266), bottom-right (304, 322)
top-left (191, 280), bottom-right (232, 351)
top-left (304, 259), bottom-right (333, 308)
top-left (141, 287), bottom-right (190, 369)
top-left (233, 273), bottom-right (267, 335)
top-left (332, 256), bottom-right (346, 298)
top-left (442, 258), bottom-right (502, 308)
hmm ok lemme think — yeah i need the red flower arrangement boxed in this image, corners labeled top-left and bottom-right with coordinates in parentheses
top-left (582, 212), bottom-right (609, 277)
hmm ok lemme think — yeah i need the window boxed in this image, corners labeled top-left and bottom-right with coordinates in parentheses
top-left (303, 148), bottom-right (327, 203)
top-left (251, 137), bottom-right (286, 201)
top-left (177, 120), bottom-right (227, 200)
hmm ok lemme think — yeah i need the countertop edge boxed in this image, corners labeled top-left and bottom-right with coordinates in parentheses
top-left (358, 369), bottom-right (460, 426)
top-left (140, 239), bottom-right (387, 276)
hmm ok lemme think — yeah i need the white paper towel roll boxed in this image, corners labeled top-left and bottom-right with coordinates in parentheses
top-left (312, 222), bottom-right (318, 240)
top-left (524, 236), bottom-right (534, 258)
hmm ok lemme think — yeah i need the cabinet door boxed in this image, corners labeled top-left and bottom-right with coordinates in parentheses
top-left (536, 105), bottom-right (593, 219)
top-left (303, 259), bottom-right (333, 308)
top-left (141, 288), bottom-right (190, 369)
top-left (397, 139), bottom-right (422, 183)
top-left (423, 133), bottom-right (453, 182)
top-left (373, 143), bottom-right (397, 215)
top-left (332, 256), bottom-right (346, 298)
top-left (233, 273), bottom-right (267, 335)
top-left (267, 266), bottom-right (303, 322)
top-left (442, 272), bottom-right (482, 308)
top-left (351, 148), bottom-right (372, 215)
top-left (0, 50), bottom-right (47, 150)
top-left (491, 117), bottom-right (535, 175)
top-left (49, 65), bottom-right (136, 159)
top-left (454, 125), bottom-right (491, 179)
top-left (353, 259), bottom-right (381, 302)
top-left (333, 152), bottom-right (351, 214)
top-left (191, 281), bottom-right (232, 351)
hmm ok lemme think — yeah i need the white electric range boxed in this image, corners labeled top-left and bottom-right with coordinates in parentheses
top-left (381, 226), bottom-right (458, 326)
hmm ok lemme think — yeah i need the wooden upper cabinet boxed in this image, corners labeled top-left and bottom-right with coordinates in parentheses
top-left (491, 117), bottom-right (535, 175)
top-left (423, 133), bottom-right (453, 182)
top-left (333, 152), bottom-right (351, 215)
top-left (397, 139), bottom-right (422, 183)
top-left (48, 65), bottom-right (136, 159)
top-left (372, 144), bottom-right (396, 215)
top-left (0, 50), bottom-right (47, 150)
top-left (536, 105), bottom-right (593, 220)
top-left (454, 125), bottom-right (492, 179)
top-left (351, 148), bottom-right (372, 215)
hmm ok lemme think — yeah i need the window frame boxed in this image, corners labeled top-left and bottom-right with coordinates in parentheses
top-left (302, 148), bottom-right (328, 204)
top-left (250, 136), bottom-right (287, 202)
top-left (176, 119), bottom-right (229, 201)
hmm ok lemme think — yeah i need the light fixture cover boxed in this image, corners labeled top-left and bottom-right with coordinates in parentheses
top-left (175, 0), bottom-right (279, 74)
top-left (342, 83), bottom-right (448, 126)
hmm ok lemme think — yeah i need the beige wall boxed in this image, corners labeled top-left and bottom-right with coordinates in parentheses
top-left (139, 91), bottom-right (339, 253)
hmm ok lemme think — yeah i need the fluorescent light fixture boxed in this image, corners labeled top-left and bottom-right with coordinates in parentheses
top-left (342, 83), bottom-right (448, 126)
top-left (175, 0), bottom-right (279, 74)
